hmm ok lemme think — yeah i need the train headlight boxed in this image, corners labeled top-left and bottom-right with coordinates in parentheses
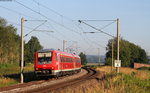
top-left (51, 67), bottom-right (55, 70)
top-left (36, 68), bottom-right (38, 70)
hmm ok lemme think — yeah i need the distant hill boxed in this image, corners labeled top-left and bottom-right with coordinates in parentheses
top-left (86, 55), bottom-right (105, 63)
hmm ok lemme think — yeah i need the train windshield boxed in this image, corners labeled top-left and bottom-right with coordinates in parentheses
top-left (38, 52), bottom-right (52, 64)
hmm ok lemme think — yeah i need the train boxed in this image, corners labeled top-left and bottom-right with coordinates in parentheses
top-left (34, 49), bottom-right (81, 77)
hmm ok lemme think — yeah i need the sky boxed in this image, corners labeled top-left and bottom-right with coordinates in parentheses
top-left (0, 0), bottom-right (150, 56)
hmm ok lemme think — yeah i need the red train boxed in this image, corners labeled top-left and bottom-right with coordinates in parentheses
top-left (34, 49), bottom-right (81, 76)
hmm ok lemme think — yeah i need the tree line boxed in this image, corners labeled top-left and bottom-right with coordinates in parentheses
top-left (105, 38), bottom-right (148, 67)
top-left (0, 17), bottom-right (43, 64)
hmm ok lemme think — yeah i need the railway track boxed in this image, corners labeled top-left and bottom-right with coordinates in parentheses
top-left (0, 67), bottom-right (97, 93)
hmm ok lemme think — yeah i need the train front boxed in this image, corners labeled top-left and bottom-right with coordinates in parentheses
top-left (34, 49), bottom-right (56, 76)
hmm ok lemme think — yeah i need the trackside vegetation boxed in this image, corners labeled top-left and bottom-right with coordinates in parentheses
top-left (0, 17), bottom-right (43, 65)
top-left (56, 66), bottom-right (150, 93)
top-left (106, 38), bottom-right (148, 67)
top-left (0, 17), bottom-right (42, 87)
top-left (95, 66), bottom-right (150, 93)
top-left (0, 17), bottom-right (20, 64)
top-left (0, 63), bottom-right (34, 87)
top-left (79, 52), bottom-right (87, 65)
top-left (24, 36), bottom-right (43, 63)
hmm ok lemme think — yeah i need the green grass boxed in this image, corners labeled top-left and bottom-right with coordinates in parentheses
top-left (0, 63), bottom-right (34, 76)
top-left (108, 73), bottom-right (150, 93)
top-left (94, 66), bottom-right (150, 93)
top-left (0, 63), bottom-right (34, 88)
top-left (0, 77), bottom-right (18, 87)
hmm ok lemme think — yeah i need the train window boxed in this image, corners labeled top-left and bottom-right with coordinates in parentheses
top-left (38, 52), bottom-right (52, 64)
top-left (60, 56), bottom-right (65, 62)
top-left (60, 56), bottom-right (73, 62)
top-left (60, 56), bottom-right (63, 62)
top-left (76, 59), bottom-right (81, 63)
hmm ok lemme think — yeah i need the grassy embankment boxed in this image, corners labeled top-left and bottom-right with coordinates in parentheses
top-left (0, 63), bottom-right (34, 87)
top-left (95, 66), bottom-right (150, 93)
top-left (57, 66), bottom-right (150, 93)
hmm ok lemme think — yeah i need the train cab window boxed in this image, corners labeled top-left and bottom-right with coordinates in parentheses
top-left (38, 52), bottom-right (52, 64)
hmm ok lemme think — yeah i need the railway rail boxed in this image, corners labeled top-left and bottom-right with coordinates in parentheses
top-left (0, 67), bottom-right (97, 93)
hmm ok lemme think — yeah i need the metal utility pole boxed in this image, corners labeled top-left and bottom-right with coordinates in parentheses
top-left (21, 17), bottom-right (24, 83)
top-left (98, 48), bottom-right (100, 65)
top-left (63, 40), bottom-right (66, 52)
top-left (79, 19), bottom-right (121, 73)
top-left (116, 18), bottom-right (120, 73)
top-left (111, 39), bottom-right (114, 70)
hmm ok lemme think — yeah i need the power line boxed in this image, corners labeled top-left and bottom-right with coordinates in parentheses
top-left (0, 1), bottom-right (70, 50)
top-left (79, 20), bottom-right (115, 38)
top-left (0, 5), bottom-right (37, 20)
top-left (32, 0), bottom-right (74, 22)
top-left (79, 20), bottom-right (116, 21)
top-left (32, 0), bottom-right (91, 40)
top-left (7, 20), bottom-right (33, 30)
top-left (15, 0), bottom-right (95, 51)
top-left (15, 0), bottom-right (80, 35)
top-left (24, 20), bottom-right (47, 37)
top-left (46, 32), bottom-right (62, 42)
top-left (77, 23), bottom-right (106, 48)
top-left (0, 3), bottom-right (69, 41)
top-left (32, 0), bottom-right (63, 17)
top-left (7, 0), bottom-right (105, 54)
top-left (99, 21), bottom-right (116, 30)
top-left (31, 0), bottom-right (97, 48)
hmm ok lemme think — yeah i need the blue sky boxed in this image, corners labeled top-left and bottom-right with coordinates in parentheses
top-left (0, 0), bottom-right (150, 56)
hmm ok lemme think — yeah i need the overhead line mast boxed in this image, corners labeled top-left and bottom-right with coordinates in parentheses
top-left (79, 19), bottom-right (121, 73)
top-left (78, 20), bottom-right (115, 38)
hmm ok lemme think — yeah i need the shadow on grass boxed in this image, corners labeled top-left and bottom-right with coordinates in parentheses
top-left (2, 72), bottom-right (53, 83)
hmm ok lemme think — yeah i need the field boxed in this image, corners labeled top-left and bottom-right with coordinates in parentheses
top-left (0, 63), bottom-right (34, 87)
top-left (0, 65), bottom-right (150, 93)
top-left (95, 66), bottom-right (150, 93)
top-left (56, 66), bottom-right (150, 93)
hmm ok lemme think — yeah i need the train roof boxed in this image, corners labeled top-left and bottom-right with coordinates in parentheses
top-left (38, 49), bottom-right (55, 52)
top-left (38, 49), bottom-right (80, 58)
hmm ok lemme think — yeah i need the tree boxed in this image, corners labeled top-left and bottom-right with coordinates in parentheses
top-left (0, 17), bottom-right (20, 64)
top-left (106, 38), bottom-right (148, 67)
top-left (79, 52), bottom-right (87, 65)
top-left (25, 36), bottom-right (43, 63)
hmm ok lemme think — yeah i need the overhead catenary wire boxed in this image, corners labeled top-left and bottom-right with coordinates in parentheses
top-left (15, 0), bottom-right (80, 35)
top-left (0, 5), bottom-right (36, 20)
top-left (31, 0), bottom-right (98, 48)
top-left (1, 0), bottom-right (107, 54)
top-left (32, 0), bottom-right (94, 42)
top-left (0, 3), bottom-right (69, 41)
top-left (79, 20), bottom-right (115, 38)
top-left (78, 20), bottom-right (116, 21)
top-left (77, 24), bottom-right (106, 48)
top-left (32, 0), bottom-right (74, 22)
top-left (99, 21), bottom-right (116, 30)
top-left (24, 20), bottom-right (47, 37)
top-left (0, 1), bottom-right (82, 52)
top-left (7, 20), bottom-right (33, 30)
top-left (15, 0), bottom-right (97, 51)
